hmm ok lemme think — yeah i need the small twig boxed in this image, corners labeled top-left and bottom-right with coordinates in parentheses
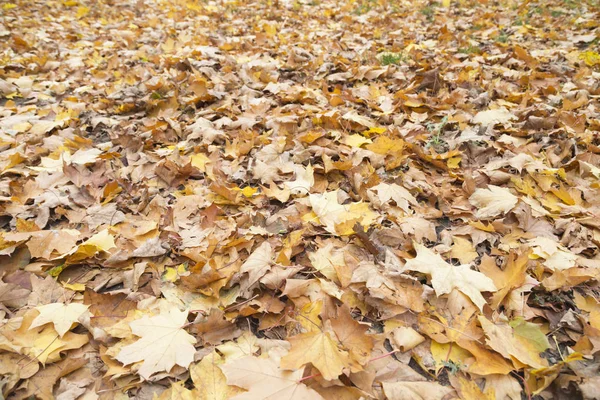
top-left (297, 372), bottom-right (321, 383)
top-left (222, 294), bottom-right (259, 312)
top-left (511, 371), bottom-right (532, 400)
top-left (369, 349), bottom-right (399, 362)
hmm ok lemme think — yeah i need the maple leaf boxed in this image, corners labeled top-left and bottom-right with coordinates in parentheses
top-left (472, 107), bottom-right (516, 125)
top-left (369, 182), bottom-right (418, 213)
top-left (329, 306), bottom-right (374, 365)
top-left (190, 351), bottom-right (243, 400)
top-left (116, 307), bottom-right (196, 379)
top-left (382, 381), bottom-right (455, 400)
top-left (469, 185), bottom-right (518, 219)
top-left (478, 252), bottom-right (533, 310)
top-left (3, 229), bottom-right (80, 259)
top-left (284, 164), bottom-right (314, 195)
top-left (0, 281), bottom-right (30, 308)
top-left (309, 190), bottom-right (378, 236)
top-left (29, 303), bottom-right (89, 337)
top-left (221, 356), bottom-right (324, 400)
top-left (308, 242), bottom-right (344, 283)
top-left (240, 241), bottom-right (274, 285)
top-left (280, 329), bottom-right (353, 380)
top-left (478, 316), bottom-right (548, 369)
top-left (528, 237), bottom-right (577, 271)
top-left (156, 381), bottom-right (196, 400)
top-left (404, 243), bottom-right (497, 311)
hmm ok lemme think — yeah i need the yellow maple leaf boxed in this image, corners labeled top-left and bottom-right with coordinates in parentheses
top-left (280, 330), bottom-right (352, 380)
top-left (579, 51), bottom-right (600, 66)
top-left (479, 316), bottom-right (548, 369)
top-left (221, 355), bottom-right (322, 399)
top-left (309, 191), bottom-right (378, 236)
top-left (366, 136), bottom-right (404, 154)
top-left (116, 308), bottom-right (196, 379)
top-left (30, 303), bottom-right (89, 337)
top-left (404, 243), bottom-right (497, 311)
top-left (190, 351), bottom-right (243, 399)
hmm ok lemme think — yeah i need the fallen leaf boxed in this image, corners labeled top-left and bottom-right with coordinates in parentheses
top-left (190, 351), bottom-right (244, 400)
top-left (472, 108), bottom-right (516, 125)
top-left (280, 330), bottom-right (352, 380)
top-left (479, 316), bottom-right (548, 369)
top-left (116, 307), bottom-right (197, 379)
top-left (469, 185), bottom-right (518, 219)
top-left (29, 303), bottom-right (89, 337)
top-left (382, 381), bottom-right (455, 400)
top-left (404, 243), bottom-right (497, 311)
top-left (221, 355), bottom-right (324, 400)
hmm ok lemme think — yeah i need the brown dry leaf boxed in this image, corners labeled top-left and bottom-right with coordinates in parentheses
top-left (309, 191), bottom-right (379, 236)
top-left (478, 252), bottom-right (531, 310)
top-left (13, 352), bottom-right (87, 400)
top-left (156, 381), bottom-right (197, 400)
top-left (2, 0), bottom-right (600, 397)
top-left (449, 236), bottom-right (478, 264)
top-left (83, 289), bottom-right (137, 331)
top-left (329, 305), bottom-right (374, 365)
top-left (3, 230), bottom-right (80, 259)
top-left (240, 241), bottom-right (274, 285)
top-left (0, 281), bottom-right (30, 308)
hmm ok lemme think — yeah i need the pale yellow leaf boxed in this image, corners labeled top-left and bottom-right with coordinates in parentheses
top-left (280, 330), bottom-right (351, 380)
top-left (382, 381), bottom-right (455, 400)
top-left (469, 185), bottom-right (518, 219)
top-left (29, 303), bottom-right (89, 337)
top-left (404, 243), bottom-right (496, 311)
top-left (221, 356), bottom-right (324, 400)
top-left (116, 308), bottom-right (196, 379)
top-left (190, 351), bottom-right (243, 400)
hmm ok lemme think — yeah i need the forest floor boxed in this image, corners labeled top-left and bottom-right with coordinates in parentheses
top-left (1, 0), bottom-right (600, 399)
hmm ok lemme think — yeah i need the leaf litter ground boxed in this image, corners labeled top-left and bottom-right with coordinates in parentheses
top-left (1, 0), bottom-right (600, 399)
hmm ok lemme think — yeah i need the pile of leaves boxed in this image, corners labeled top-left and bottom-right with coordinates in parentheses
top-left (1, 0), bottom-right (600, 398)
